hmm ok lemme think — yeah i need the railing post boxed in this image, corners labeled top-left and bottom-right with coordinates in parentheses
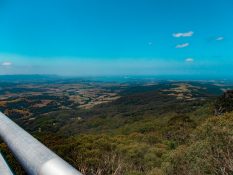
top-left (0, 152), bottom-right (14, 175)
top-left (0, 112), bottom-right (83, 175)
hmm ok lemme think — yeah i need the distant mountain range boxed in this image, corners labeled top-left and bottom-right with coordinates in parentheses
top-left (0, 74), bottom-right (61, 83)
top-left (1, 74), bottom-right (233, 83)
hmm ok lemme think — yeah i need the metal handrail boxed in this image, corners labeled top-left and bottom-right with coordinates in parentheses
top-left (0, 112), bottom-right (83, 175)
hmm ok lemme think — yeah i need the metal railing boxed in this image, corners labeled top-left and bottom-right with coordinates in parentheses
top-left (0, 112), bottom-right (83, 175)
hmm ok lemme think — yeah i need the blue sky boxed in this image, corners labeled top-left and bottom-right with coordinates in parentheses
top-left (0, 0), bottom-right (233, 77)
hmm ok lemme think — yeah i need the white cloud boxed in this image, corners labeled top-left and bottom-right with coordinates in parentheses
top-left (1, 61), bottom-right (12, 66)
top-left (185, 58), bottom-right (194, 63)
top-left (173, 31), bottom-right (194, 38)
top-left (176, 43), bottom-right (189, 48)
top-left (216, 36), bottom-right (224, 41)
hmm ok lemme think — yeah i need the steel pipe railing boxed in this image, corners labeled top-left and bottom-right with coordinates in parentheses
top-left (0, 112), bottom-right (83, 175)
